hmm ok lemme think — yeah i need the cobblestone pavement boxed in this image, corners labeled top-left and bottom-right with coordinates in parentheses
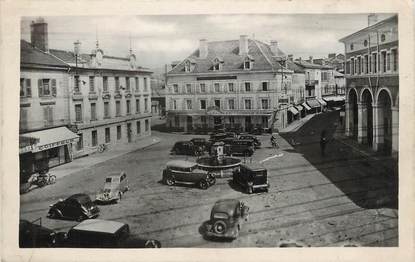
top-left (20, 112), bottom-right (398, 247)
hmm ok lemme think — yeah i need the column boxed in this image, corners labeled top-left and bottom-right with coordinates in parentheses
top-left (372, 104), bottom-right (380, 151)
top-left (345, 101), bottom-right (351, 136)
top-left (391, 106), bottom-right (399, 159)
top-left (357, 102), bottom-right (367, 144)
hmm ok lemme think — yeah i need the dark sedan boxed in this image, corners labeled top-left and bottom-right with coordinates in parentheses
top-left (48, 193), bottom-right (100, 221)
top-left (239, 134), bottom-right (261, 148)
top-left (19, 219), bottom-right (64, 247)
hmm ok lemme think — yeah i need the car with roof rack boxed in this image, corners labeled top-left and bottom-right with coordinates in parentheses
top-left (162, 160), bottom-right (216, 189)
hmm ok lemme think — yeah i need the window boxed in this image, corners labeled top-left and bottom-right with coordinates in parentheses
top-left (186, 84), bottom-right (192, 93)
top-left (228, 83), bottom-right (234, 92)
top-left (392, 49), bottom-right (398, 71)
top-left (38, 79), bottom-right (56, 96)
top-left (184, 61), bottom-right (191, 72)
top-left (350, 58), bottom-right (355, 75)
top-left (90, 103), bottom-right (96, 120)
top-left (214, 99), bottom-right (221, 108)
top-left (136, 121), bottom-right (141, 134)
top-left (135, 77), bottom-right (139, 92)
top-left (371, 53), bottom-right (377, 73)
top-left (74, 76), bottom-right (80, 92)
top-left (104, 102), bottom-right (110, 118)
top-left (186, 99), bottom-right (192, 110)
top-left (244, 57), bottom-right (251, 70)
top-left (126, 100), bottom-right (131, 114)
top-left (387, 53), bottom-right (391, 71)
top-left (213, 59), bottom-right (220, 71)
top-left (173, 84), bottom-right (179, 93)
top-left (115, 76), bottom-right (120, 91)
top-left (145, 119), bottom-right (149, 131)
top-left (20, 109), bottom-right (28, 130)
top-left (103, 76), bottom-right (108, 92)
top-left (364, 39), bottom-right (368, 47)
top-left (350, 43), bottom-right (354, 50)
top-left (244, 82), bottom-right (251, 92)
top-left (116, 100), bottom-right (121, 116)
top-left (136, 99), bottom-right (140, 113)
top-left (200, 100), bottom-right (207, 110)
top-left (214, 83), bottom-right (220, 92)
top-left (105, 128), bottom-right (110, 143)
top-left (77, 133), bottom-right (83, 150)
top-left (364, 55), bottom-right (369, 74)
top-left (43, 106), bottom-right (54, 126)
top-left (126, 77), bottom-right (130, 91)
top-left (381, 51), bottom-right (387, 73)
top-left (357, 57), bottom-right (361, 74)
top-left (173, 99), bottom-right (177, 110)
top-left (262, 82), bottom-right (268, 91)
top-left (144, 98), bottom-right (148, 112)
top-left (144, 77), bottom-right (148, 92)
top-left (228, 99), bottom-right (235, 110)
top-left (244, 99), bottom-right (252, 109)
top-left (75, 104), bottom-right (82, 122)
top-left (20, 78), bottom-right (32, 97)
top-left (381, 34), bottom-right (386, 42)
top-left (89, 76), bottom-right (95, 92)
top-left (201, 116), bottom-right (206, 123)
top-left (91, 130), bottom-right (98, 147)
top-left (117, 125), bottom-right (122, 140)
top-left (200, 83), bottom-right (206, 93)
top-left (261, 99), bottom-right (269, 109)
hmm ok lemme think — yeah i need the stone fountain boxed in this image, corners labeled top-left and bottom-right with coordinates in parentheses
top-left (196, 142), bottom-right (241, 177)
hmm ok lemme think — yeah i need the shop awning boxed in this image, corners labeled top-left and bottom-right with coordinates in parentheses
top-left (302, 102), bottom-right (312, 111)
top-left (288, 107), bottom-right (299, 115)
top-left (317, 98), bottom-right (327, 106)
top-left (323, 95), bottom-right (346, 102)
top-left (21, 127), bottom-right (79, 153)
top-left (295, 105), bottom-right (304, 111)
top-left (306, 99), bottom-right (321, 108)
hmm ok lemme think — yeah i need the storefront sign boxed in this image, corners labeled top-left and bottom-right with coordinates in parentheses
top-left (19, 145), bottom-right (34, 154)
top-left (35, 138), bottom-right (77, 152)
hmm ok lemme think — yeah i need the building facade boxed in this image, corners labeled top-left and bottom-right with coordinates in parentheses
top-left (165, 36), bottom-right (295, 132)
top-left (339, 14), bottom-right (398, 157)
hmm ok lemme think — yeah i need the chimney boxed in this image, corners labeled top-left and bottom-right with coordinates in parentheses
top-left (368, 14), bottom-right (378, 26)
top-left (239, 35), bottom-right (248, 55)
top-left (30, 17), bottom-right (48, 52)
top-left (270, 40), bottom-right (279, 56)
top-left (199, 39), bottom-right (208, 59)
top-left (288, 54), bottom-right (293, 61)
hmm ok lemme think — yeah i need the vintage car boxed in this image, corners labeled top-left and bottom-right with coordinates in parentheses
top-left (162, 160), bottom-right (216, 189)
top-left (171, 141), bottom-right (203, 156)
top-left (209, 133), bottom-right (228, 143)
top-left (224, 139), bottom-right (255, 156)
top-left (205, 199), bottom-right (249, 240)
top-left (63, 219), bottom-right (161, 248)
top-left (47, 193), bottom-right (100, 221)
top-left (239, 134), bottom-right (261, 148)
top-left (190, 138), bottom-right (211, 152)
top-left (232, 164), bottom-right (270, 194)
top-left (95, 172), bottom-right (129, 204)
top-left (19, 219), bottom-right (65, 248)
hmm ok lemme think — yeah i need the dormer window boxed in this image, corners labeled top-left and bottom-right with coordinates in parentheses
top-left (243, 56), bottom-right (254, 70)
top-left (212, 57), bottom-right (223, 71)
top-left (184, 60), bottom-right (191, 72)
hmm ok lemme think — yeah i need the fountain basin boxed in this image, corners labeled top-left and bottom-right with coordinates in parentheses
top-left (196, 156), bottom-right (241, 172)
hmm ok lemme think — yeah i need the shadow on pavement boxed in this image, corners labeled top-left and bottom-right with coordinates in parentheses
top-left (280, 111), bottom-right (398, 210)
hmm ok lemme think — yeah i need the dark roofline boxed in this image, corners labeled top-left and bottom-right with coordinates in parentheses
top-left (339, 14), bottom-right (397, 42)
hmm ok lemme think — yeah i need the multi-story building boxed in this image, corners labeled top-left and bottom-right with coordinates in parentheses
top-left (339, 14), bottom-right (398, 157)
top-left (19, 18), bottom-right (152, 176)
top-left (165, 36), bottom-right (295, 132)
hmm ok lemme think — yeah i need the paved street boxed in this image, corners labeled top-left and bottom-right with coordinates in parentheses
top-left (20, 111), bottom-right (398, 247)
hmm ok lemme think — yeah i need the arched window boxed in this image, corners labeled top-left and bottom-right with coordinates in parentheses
top-left (213, 58), bottom-right (221, 71)
top-left (184, 60), bottom-right (191, 72)
top-left (244, 57), bottom-right (251, 70)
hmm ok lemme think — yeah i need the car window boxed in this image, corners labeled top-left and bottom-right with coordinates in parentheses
top-left (213, 212), bottom-right (229, 220)
top-left (105, 178), bottom-right (112, 183)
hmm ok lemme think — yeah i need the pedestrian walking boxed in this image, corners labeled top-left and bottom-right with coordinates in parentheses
top-left (320, 130), bottom-right (327, 156)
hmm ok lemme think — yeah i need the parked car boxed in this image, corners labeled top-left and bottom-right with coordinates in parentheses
top-left (19, 219), bottom-right (65, 247)
top-left (224, 139), bottom-right (255, 156)
top-left (204, 199), bottom-right (249, 240)
top-left (232, 164), bottom-right (270, 194)
top-left (209, 133), bottom-right (228, 143)
top-left (171, 141), bottom-right (203, 156)
top-left (239, 134), bottom-right (261, 148)
top-left (48, 193), bottom-right (100, 221)
top-left (63, 219), bottom-right (161, 248)
top-left (190, 138), bottom-right (211, 152)
top-left (225, 132), bottom-right (237, 138)
top-left (162, 160), bottom-right (216, 189)
top-left (95, 172), bottom-right (129, 204)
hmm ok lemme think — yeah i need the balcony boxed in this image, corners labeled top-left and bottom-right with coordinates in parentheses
top-left (305, 80), bottom-right (318, 86)
top-left (88, 91), bottom-right (98, 100)
top-left (72, 92), bottom-right (83, 101)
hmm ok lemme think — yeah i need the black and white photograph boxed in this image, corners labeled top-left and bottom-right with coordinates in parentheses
top-left (1, 0), bottom-right (414, 261)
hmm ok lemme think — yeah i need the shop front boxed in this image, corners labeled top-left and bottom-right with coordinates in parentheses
top-left (19, 127), bottom-right (79, 175)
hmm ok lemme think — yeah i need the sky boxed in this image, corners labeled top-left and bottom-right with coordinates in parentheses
top-left (21, 14), bottom-right (395, 70)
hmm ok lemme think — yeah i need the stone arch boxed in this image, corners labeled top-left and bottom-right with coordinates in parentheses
top-left (347, 87), bottom-right (358, 101)
top-left (360, 89), bottom-right (373, 146)
top-left (347, 88), bottom-right (359, 138)
top-left (375, 89), bottom-right (393, 155)
top-left (375, 87), bottom-right (393, 106)
top-left (359, 87), bottom-right (374, 104)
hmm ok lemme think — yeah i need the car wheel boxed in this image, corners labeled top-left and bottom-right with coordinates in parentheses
top-left (165, 176), bottom-right (175, 186)
top-left (144, 239), bottom-right (161, 248)
top-left (49, 209), bottom-right (60, 219)
top-left (213, 220), bottom-right (227, 234)
top-left (210, 176), bottom-right (216, 185)
top-left (76, 215), bottom-right (87, 222)
top-left (199, 180), bottom-right (208, 190)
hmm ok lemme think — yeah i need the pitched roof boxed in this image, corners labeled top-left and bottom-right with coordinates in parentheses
top-left (20, 40), bottom-right (68, 68)
top-left (286, 60), bottom-right (305, 73)
top-left (168, 39), bottom-right (286, 75)
top-left (294, 60), bottom-right (333, 70)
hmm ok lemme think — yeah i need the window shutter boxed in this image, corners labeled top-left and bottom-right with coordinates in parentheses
top-left (38, 79), bottom-right (43, 97)
top-left (43, 107), bottom-right (48, 125)
top-left (49, 107), bottom-right (54, 124)
top-left (51, 79), bottom-right (57, 96)
top-left (20, 109), bottom-right (28, 129)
